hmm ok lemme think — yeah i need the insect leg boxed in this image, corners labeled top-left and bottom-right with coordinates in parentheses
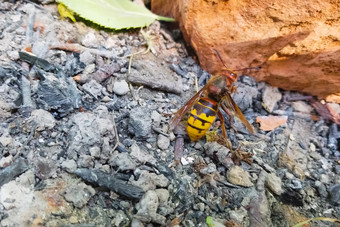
top-left (217, 111), bottom-right (233, 151)
top-left (220, 103), bottom-right (237, 132)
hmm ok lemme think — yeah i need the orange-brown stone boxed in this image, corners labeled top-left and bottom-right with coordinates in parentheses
top-left (152, 0), bottom-right (340, 101)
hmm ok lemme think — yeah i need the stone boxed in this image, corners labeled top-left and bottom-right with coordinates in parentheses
top-left (61, 159), bottom-right (77, 173)
top-left (232, 84), bottom-right (258, 111)
top-left (0, 155), bottom-right (13, 168)
top-left (200, 163), bottom-right (217, 175)
top-left (204, 142), bottom-right (232, 167)
top-left (226, 166), bottom-right (253, 187)
top-left (292, 101), bottom-right (313, 113)
top-left (262, 87), bottom-right (282, 113)
top-left (81, 31), bottom-right (98, 48)
top-left (229, 207), bottom-right (248, 224)
top-left (110, 152), bottom-right (137, 171)
top-left (130, 170), bottom-right (169, 191)
top-left (155, 189), bottom-right (169, 206)
top-left (0, 158), bottom-right (29, 188)
top-left (152, 0), bottom-right (340, 101)
top-left (265, 173), bottom-right (284, 195)
top-left (77, 155), bottom-right (94, 168)
top-left (63, 182), bottom-right (96, 208)
top-left (157, 134), bottom-right (170, 150)
top-left (130, 143), bottom-right (157, 165)
top-left (82, 80), bottom-right (103, 99)
top-left (135, 190), bottom-right (166, 225)
top-left (79, 50), bottom-right (95, 65)
top-left (34, 157), bottom-right (58, 180)
top-left (113, 80), bottom-right (130, 96)
top-left (314, 181), bottom-right (328, 198)
top-left (128, 107), bottom-right (152, 139)
top-left (329, 183), bottom-right (340, 205)
top-left (23, 109), bottom-right (56, 132)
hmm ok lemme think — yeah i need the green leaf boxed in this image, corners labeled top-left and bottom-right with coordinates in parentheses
top-left (57, 0), bottom-right (175, 30)
top-left (206, 216), bottom-right (214, 227)
top-left (57, 3), bottom-right (76, 22)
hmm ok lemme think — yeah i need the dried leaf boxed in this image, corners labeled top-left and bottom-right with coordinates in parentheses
top-left (231, 148), bottom-right (253, 165)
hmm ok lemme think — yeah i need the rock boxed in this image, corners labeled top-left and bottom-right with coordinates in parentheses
top-left (23, 109), bottom-right (56, 132)
top-left (232, 84), bottom-right (258, 111)
top-left (18, 170), bottom-right (35, 187)
top-left (66, 107), bottom-right (115, 160)
top-left (130, 170), bottom-right (169, 191)
top-left (127, 57), bottom-right (183, 95)
top-left (81, 31), bottom-right (99, 48)
top-left (157, 134), bottom-right (170, 150)
top-left (0, 155), bottom-right (13, 168)
top-left (256, 115), bottom-right (288, 131)
top-left (204, 142), bottom-right (233, 167)
top-left (292, 101), bottom-right (313, 113)
top-left (34, 157), bottom-right (58, 180)
top-left (265, 173), bottom-right (284, 195)
top-left (89, 146), bottom-right (101, 158)
top-left (63, 182), bottom-right (96, 208)
top-left (229, 207), bottom-right (248, 225)
top-left (110, 152), bottom-right (137, 171)
top-left (77, 155), bottom-right (94, 168)
top-left (79, 50), bottom-right (95, 65)
top-left (200, 163), bottom-right (217, 175)
top-left (0, 174), bottom-right (74, 226)
top-left (0, 135), bottom-right (13, 147)
top-left (36, 74), bottom-right (81, 117)
top-left (278, 120), bottom-right (312, 178)
top-left (329, 184), bottom-right (340, 205)
top-left (155, 189), bottom-right (169, 206)
top-left (61, 159), bottom-right (77, 173)
top-left (226, 166), bottom-right (253, 187)
top-left (0, 158), bottom-right (29, 188)
top-left (289, 179), bottom-right (303, 190)
top-left (82, 80), bottom-right (103, 99)
top-left (262, 87), bottom-right (282, 113)
top-left (130, 143), bottom-right (157, 165)
top-left (75, 168), bottom-right (144, 199)
top-left (128, 107), bottom-right (152, 139)
top-left (113, 80), bottom-right (130, 96)
top-left (151, 110), bottom-right (162, 125)
top-left (135, 190), bottom-right (166, 225)
top-left (314, 181), bottom-right (328, 198)
top-left (152, 0), bottom-right (340, 101)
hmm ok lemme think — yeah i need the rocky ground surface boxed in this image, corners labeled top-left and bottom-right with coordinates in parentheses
top-left (0, 1), bottom-right (339, 227)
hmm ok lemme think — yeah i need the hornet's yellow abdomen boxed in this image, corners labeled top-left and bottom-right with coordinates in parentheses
top-left (187, 97), bottom-right (218, 141)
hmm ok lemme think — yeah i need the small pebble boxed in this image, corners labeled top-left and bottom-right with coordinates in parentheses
top-left (113, 80), bottom-right (130, 96)
top-left (265, 172), bottom-right (284, 195)
top-left (157, 134), bottom-right (170, 150)
top-left (227, 166), bottom-right (253, 187)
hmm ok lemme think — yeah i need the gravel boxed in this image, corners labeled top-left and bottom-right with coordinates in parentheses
top-left (0, 2), bottom-right (339, 227)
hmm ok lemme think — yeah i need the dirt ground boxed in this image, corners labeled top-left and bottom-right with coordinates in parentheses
top-left (0, 1), bottom-right (339, 227)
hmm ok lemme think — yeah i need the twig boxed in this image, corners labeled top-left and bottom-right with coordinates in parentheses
top-left (112, 114), bottom-right (119, 152)
top-left (25, 7), bottom-right (36, 44)
top-left (152, 126), bottom-right (169, 137)
top-left (50, 43), bottom-right (116, 59)
top-left (21, 73), bottom-right (34, 108)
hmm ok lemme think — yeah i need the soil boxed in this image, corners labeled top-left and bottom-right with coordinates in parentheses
top-left (0, 1), bottom-right (339, 227)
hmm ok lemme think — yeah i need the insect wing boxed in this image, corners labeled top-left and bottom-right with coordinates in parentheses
top-left (222, 93), bottom-right (255, 134)
top-left (169, 85), bottom-right (207, 131)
